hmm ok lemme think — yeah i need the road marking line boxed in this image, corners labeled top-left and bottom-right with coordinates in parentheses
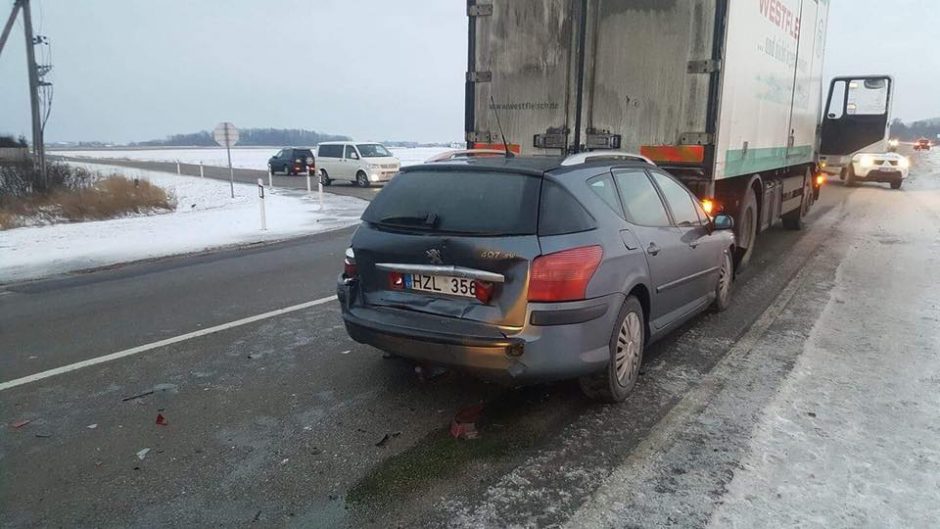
top-left (0, 295), bottom-right (338, 392)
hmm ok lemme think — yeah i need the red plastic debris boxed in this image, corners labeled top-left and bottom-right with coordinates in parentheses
top-left (155, 414), bottom-right (168, 426)
top-left (11, 419), bottom-right (31, 429)
top-left (450, 404), bottom-right (484, 440)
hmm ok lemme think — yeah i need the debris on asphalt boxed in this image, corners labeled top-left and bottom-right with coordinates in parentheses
top-left (35, 433), bottom-right (52, 438)
top-left (137, 448), bottom-right (150, 460)
top-left (11, 419), bottom-right (32, 429)
top-left (252, 510), bottom-right (262, 523)
top-left (375, 431), bottom-right (402, 447)
top-left (450, 404), bottom-right (484, 440)
top-left (122, 390), bottom-right (154, 402)
top-left (87, 423), bottom-right (98, 429)
top-left (339, 350), bottom-right (351, 355)
top-left (415, 364), bottom-right (448, 382)
top-left (280, 458), bottom-right (289, 465)
top-left (155, 414), bottom-right (168, 426)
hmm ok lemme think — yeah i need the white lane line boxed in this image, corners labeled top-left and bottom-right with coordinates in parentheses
top-left (0, 295), bottom-right (338, 392)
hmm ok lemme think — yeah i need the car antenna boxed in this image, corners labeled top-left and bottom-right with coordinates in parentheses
top-left (490, 96), bottom-right (515, 158)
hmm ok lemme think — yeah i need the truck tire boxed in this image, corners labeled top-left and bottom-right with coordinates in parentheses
top-left (782, 173), bottom-right (811, 230)
top-left (845, 165), bottom-right (858, 187)
top-left (579, 296), bottom-right (645, 403)
top-left (735, 186), bottom-right (758, 268)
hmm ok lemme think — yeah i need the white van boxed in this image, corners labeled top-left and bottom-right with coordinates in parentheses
top-left (316, 142), bottom-right (401, 187)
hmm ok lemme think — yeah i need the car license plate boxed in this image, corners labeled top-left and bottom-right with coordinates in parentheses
top-left (406, 274), bottom-right (476, 298)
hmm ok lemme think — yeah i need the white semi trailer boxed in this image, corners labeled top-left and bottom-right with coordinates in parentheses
top-left (464, 0), bottom-right (891, 266)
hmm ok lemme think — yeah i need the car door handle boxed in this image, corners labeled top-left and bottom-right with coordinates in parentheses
top-left (647, 242), bottom-right (661, 256)
top-left (689, 240), bottom-right (700, 249)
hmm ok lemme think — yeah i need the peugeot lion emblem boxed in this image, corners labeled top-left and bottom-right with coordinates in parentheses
top-left (426, 248), bottom-right (443, 265)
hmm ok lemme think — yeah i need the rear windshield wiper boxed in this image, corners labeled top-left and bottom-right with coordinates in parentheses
top-left (376, 212), bottom-right (440, 229)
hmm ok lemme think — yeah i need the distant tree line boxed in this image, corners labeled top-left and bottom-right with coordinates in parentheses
top-left (890, 118), bottom-right (940, 142)
top-left (132, 128), bottom-right (351, 147)
top-left (0, 135), bottom-right (28, 148)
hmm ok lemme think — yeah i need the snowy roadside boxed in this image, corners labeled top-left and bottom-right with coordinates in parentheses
top-left (0, 162), bottom-right (367, 284)
top-left (52, 146), bottom-right (452, 171)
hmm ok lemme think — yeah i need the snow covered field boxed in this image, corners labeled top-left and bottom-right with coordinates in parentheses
top-left (0, 162), bottom-right (367, 283)
top-left (53, 146), bottom-right (452, 171)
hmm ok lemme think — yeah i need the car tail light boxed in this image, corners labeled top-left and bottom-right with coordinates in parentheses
top-left (528, 246), bottom-right (603, 302)
top-left (343, 248), bottom-right (357, 279)
top-left (473, 280), bottom-right (493, 303)
top-left (388, 271), bottom-right (404, 290)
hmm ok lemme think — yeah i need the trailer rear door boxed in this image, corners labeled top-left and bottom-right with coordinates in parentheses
top-left (467, 1), bottom-right (577, 154)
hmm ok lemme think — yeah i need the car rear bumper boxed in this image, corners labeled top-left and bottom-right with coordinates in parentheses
top-left (338, 279), bottom-right (622, 383)
top-left (854, 166), bottom-right (906, 181)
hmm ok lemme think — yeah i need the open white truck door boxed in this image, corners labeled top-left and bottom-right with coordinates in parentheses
top-left (819, 76), bottom-right (893, 176)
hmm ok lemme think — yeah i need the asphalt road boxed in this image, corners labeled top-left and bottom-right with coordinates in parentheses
top-left (52, 155), bottom-right (384, 202)
top-left (2, 152), bottom-right (937, 528)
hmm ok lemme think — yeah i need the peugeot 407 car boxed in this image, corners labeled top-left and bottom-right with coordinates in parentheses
top-left (337, 153), bottom-right (736, 402)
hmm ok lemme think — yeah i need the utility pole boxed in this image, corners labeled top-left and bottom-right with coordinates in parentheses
top-left (21, 0), bottom-right (46, 184)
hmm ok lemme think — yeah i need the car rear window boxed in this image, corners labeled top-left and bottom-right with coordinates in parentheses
top-left (362, 170), bottom-right (540, 236)
top-left (538, 179), bottom-right (596, 236)
top-left (295, 149), bottom-right (314, 159)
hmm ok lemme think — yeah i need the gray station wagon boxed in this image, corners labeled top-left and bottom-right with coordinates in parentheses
top-left (337, 153), bottom-right (736, 401)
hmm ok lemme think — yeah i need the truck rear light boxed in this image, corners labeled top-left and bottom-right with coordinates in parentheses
top-left (816, 174), bottom-right (826, 186)
top-left (528, 246), bottom-right (603, 302)
top-left (343, 248), bottom-right (358, 279)
top-left (388, 271), bottom-right (404, 290)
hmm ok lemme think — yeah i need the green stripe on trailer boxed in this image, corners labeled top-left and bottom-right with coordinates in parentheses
top-left (723, 145), bottom-right (814, 178)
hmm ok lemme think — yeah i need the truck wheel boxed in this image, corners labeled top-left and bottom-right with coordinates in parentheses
top-left (735, 186), bottom-right (758, 268)
top-left (891, 179), bottom-right (902, 190)
top-left (845, 165), bottom-right (857, 187)
top-left (356, 171), bottom-right (370, 187)
top-left (579, 296), bottom-right (645, 403)
top-left (319, 169), bottom-right (332, 186)
top-left (711, 250), bottom-right (734, 312)
top-left (782, 174), bottom-right (811, 230)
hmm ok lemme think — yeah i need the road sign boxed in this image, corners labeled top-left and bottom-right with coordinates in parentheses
top-left (213, 122), bottom-right (239, 147)
top-left (213, 122), bottom-right (239, 198)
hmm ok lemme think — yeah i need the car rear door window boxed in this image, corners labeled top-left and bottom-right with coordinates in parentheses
top-left (362, 170), bottom-right (541, 235)
top-left (587, 174), bottom-right (624, 218)
top-left (612, 169), bottom-right (671, 227)
top-left (649, 171), bottom-right (701, 227)
top-left (538, 179), bottom-right (596, 236)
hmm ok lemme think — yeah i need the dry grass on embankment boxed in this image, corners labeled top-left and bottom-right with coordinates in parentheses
top-left (0, 175), bottom-right (173, 230)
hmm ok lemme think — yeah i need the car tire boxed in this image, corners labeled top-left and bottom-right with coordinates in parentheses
top-left (711, 250), bottom-right (734, 312)
top-left (891, 179), bottom-right (902, 190)
top-left (735, 186), bottom-right (758, 269)
top-left (846, 165), bottom-right (857, 187)
top-left (356, 171), bottom-right (370, 187)
top-left (578, 296), bottom-right (645, 403)
top-left (319, 169), bottom-right (332, 186)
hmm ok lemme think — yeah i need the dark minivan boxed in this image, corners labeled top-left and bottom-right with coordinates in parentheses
top-left (337, 154), bottom-right (735, 401)
top-left (268, 148), bottom-right (315, 176)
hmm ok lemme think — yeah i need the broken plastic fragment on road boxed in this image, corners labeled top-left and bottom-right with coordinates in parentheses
top-left (155, 414), bottom-right (168, 426)
top-left (450, 404), bottom-right (484, 440)
top-left (11, 419), bottom-right (32, 429)
top-left (136, 448), bottom-right (150, 460)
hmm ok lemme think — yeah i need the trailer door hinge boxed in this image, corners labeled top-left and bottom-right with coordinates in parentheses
top-left (467, 3), bottom-right (493, 17)
top-left (466, 71), bottom-right (492, 83)
top-left (679, 132), bottom-right (714, 145)
top-left (687, 59), bottom-right (721, 74)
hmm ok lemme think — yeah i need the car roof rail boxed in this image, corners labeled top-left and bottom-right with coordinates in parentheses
top-left (560, 150), bottom-right (656, 167)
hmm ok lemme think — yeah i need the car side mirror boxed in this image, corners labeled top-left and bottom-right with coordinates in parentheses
top-left (713, 214), bottom-right (734, 231)
top-left (350, 153), bottom-right (359, 160)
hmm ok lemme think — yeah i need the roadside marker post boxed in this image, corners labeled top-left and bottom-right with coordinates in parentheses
top-left (318, 178), bottom-right (324, 211)
top-left (213, 122), bottom-right (240, 199)
top-left (306, 169), bottom-right (312, 194)
top-left (176, 160), bottom-right (181, 175)
top-left (199, 162), bottom-right (204, 178)
top-left (257, 178), bottom-right (267, 231)
top-left (268, 168), bottom-right (273, 189)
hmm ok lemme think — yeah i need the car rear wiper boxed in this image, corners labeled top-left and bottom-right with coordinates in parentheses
top-left (376, 212), bottom-right (440, 229)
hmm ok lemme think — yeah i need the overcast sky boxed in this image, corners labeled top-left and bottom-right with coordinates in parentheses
top-left (0, 0), bottom-right (938, 144)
